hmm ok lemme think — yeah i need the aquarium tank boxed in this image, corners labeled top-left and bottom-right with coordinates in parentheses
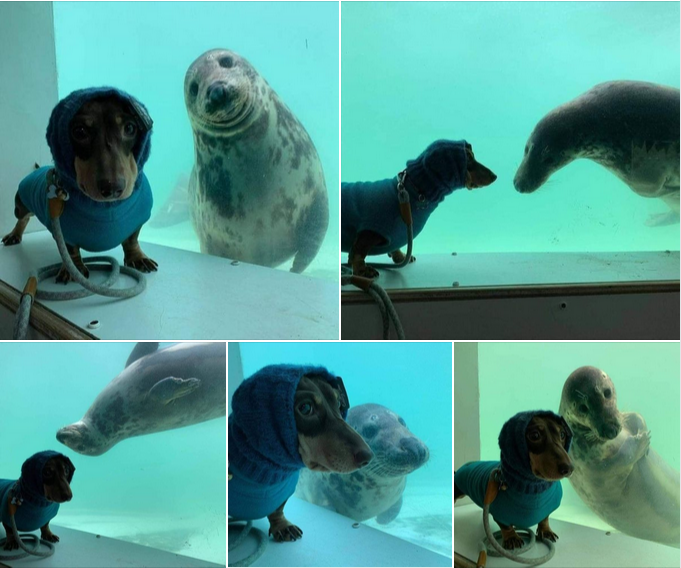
top-left (341, 2), bottom-right (680, 270)
top-left (0, 342), bottom-right (226, 566)
top-left (53, 1), bottom-right (339, 281)
top-left (477, 341), bottom-right (680, 535)
top-left (232, 341), bottom-right (453, 559)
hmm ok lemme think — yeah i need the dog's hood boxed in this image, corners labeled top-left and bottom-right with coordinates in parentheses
top-left (405, 139), bottom-right (468, 203)
top-left (17, 450), bottom-right (72, 507)
top-left (498, 410), bottom-right (573, 495)
top-left (46, 87), bottom-right (153, 192)
top-left (229, 365), bottom-right (346, 485)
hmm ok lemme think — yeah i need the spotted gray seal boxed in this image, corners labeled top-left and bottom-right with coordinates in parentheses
top-left (184, 48), bottom-right (329, 273)
top-left (514, 81), bottom-right (680, 225)
top-left (56, 342), bottom-right (226, 456)
top-left (559, 366), bottom-right (680, 547)
top-left (295, 403), bottom-right (429, 523)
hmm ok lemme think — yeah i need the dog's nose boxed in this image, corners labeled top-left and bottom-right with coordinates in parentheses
top-left (98, 178), bottom-right (126, 198)
top-left (354, 448), bottom-right (373, 468)
top-left (490, 172), bottom-right (498, 182)
top-left (558, 462), bottom-right (574, 477)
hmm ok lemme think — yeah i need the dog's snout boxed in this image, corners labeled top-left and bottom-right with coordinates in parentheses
top-left (490, 172), bottom-right (498, 182)
top-left (558, 462), bottom-right (574, 477)
top-left (97, 178), bottom-right (126, 198)
top-left (354, 447), bottom-right (373, 468)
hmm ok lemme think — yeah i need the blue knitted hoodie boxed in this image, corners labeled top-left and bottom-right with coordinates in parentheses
top-left (0, 451), bottom-right (73, 532)
top-left (228, 365), bottom-right (347, 521)
top-left (17, 87), bottom-right (153, 252)
top-left (455, 411), bottom-right (572, 528)
top-left (341, 140), bottom-right (468, 255)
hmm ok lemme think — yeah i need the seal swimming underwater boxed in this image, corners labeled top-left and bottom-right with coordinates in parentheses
top-left (56, 342), bottom-right (226, 456)
top-left (514, 81), bottom-right (680, 225)
top-left (559, 366), bottom-right (680, 547)
top-left (184, 48), bottom-right (329, 273)
top-left (296, 403), bottom-right (429, 523)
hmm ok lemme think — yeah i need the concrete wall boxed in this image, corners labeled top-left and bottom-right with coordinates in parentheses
top-left (0, 2), bottom-right (57, 235)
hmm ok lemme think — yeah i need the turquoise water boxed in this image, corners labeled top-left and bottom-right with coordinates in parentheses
top-left (233, 341), bottom-right (453, 557)
top-left (0, 342), bottom-right (226, 565)
top-left (53, 1), bottom-right (339, 280)
top-left (342, 2), bottom-right (680, 258)
top-left (477, 342), bottom-right (680, 534)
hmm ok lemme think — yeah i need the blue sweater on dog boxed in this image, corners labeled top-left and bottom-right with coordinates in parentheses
top-left (228, 365), bottom-right (346, 521)
top-left (0, 451), bottom-right (66, 532)
top-left (17, 87), bottom-right (153, 252)
top-left (455, 411), bottom-right (572, 528)
top-left (341, 140), bottom-right (468, 255)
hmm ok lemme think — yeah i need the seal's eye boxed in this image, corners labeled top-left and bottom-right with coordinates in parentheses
top-left (298, 402), bottom-right (313, 416)
top-left (579, 404), bottom-right (588, 413)
top-left (219, 55), bottom-right (234, 68)
top-left (603, 389), bottom-right (612, 399)
top-left (189, 82), bottom-right (199, 98)
top-left (524, 144), bottom-right (529, 155)
top-left (398, 417), bottom-right (407, 427)
top-left (123, 122), bottom-right (137, 137)
top-left (71, 126), bottom-right (89, 142)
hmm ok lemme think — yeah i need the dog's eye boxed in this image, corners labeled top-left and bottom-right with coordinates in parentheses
top-left (123, 122), bottom-right (137, 137)
top-left (578, 404), bottom-right (588, 413)
top-left (298, 403), bottom-right (313, 416)
top-left (560, 430), bottom-right (566, 440)
top-left (528, 431), bottom-right (541, 441)
top-left (603, 389), bottom-right (611, 399)
top-left (71, 126), bottom-right (89, 142)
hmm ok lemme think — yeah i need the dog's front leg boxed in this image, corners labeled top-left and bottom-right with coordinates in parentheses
top-left (2, 521), bottom-right (18, 550)
top-left (498, 521), bottom-right (524, 550)
top-left (122, 226), bottom-right (158, 273)
top-left (56, 244), bottom-right (89, 283)
top-left (267, 499), bottom-right (303, 543)
top-left (536, 516), bottom-right (559, 542)
top-left (40, 522), bottom-right (60, 543)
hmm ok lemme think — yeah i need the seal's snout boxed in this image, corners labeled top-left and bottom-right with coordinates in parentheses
top-left (602, 422), bottom-right (621, 440)
top-left (205, 82), bottom-right (239, 115)
top-left (400, 437), bottom-right (429, 464)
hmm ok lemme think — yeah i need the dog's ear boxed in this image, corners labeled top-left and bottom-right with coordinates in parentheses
top-left (327, 376), bottom-right (350, 416)
top-left (63, 456), bottom-right (76, 482)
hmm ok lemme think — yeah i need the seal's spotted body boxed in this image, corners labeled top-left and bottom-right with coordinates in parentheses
top-left (296, 404), bottom-right (429, 524)
top-left (185, 49), bottom-right (328, 272)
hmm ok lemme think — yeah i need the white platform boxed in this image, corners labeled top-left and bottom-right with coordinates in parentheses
top-left (0, 525), bottom-right (223, 568)
top-left (454, 503), bottom-right (679, 568)
top-left (229, 496), bottom-right (451, 567)
top-left (0, 231), bottom-right (339, 339)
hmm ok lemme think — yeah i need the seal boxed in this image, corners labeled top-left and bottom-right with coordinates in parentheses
top-left (514, 81), bottom-right (680, 225)
top-left (559, 366), bottom-right (680, 547)
top-left (56, 342), bottom-right (226, 456)
top-left (184, 48), bottom-right (329, 273)
top-left (295, 403), bottom-right (429, 523)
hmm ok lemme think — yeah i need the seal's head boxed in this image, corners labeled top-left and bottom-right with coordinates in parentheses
top-left (513, 104), bottom-right (580, 193)
top-left (184, 48), bottom-right (258, 133)
top-left (348, 404), bottom-right (429, 478)
top-left (498, 410), bottom-right (573, 494)
top-left (46, 87), bottom-right (153, 202)
top-left (56, 420), bottom-right (116, 457)
top-left (560, 366), bottom-right (623, 442)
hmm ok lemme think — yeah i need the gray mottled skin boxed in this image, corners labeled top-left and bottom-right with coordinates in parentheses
top-left (296, 403), bottom-right (429, 523)
top-left (515, 81), bottom-right (680, 223)
top-left (184, 48), bottom-right (329, 273)
top-left (56, 342), bottom-right (226, 456)
top-left (560, 366), bottom-right (680, 547)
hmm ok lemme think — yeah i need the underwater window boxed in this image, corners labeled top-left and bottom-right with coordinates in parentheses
top-left (341, 2), bottom-right (680, 291)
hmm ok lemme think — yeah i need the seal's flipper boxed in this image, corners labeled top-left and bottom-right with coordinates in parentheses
top-left (645, 211), bottom-right (680, 227)
top-left (126, 342), bottom-right (160, 367)
top-left (148, 376), bottom-right (201, 405)
top-left (291, 189), bottom-right (329, 274)
top-left (376, 495), bottom-right (403, 525)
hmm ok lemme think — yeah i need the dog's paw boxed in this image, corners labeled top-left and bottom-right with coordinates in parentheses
top-left (354, 265), bottom-right (379, 279)
top-left (502, 534), bottom-right (525, 550)
top-left (270, 522), bottom-right (303, 543)
top-left (56, 262), bottom-right (89, 284)
top-left (2, 232), bottom-right (22, 246)
top-left (124, 252), bottom-right (158, 273)
top-left (537, 528), bottom-right (559, 543)
top-left (3, 538), bottom-right (19, 551)
top-left (42, 532), bottom-right (60, 543)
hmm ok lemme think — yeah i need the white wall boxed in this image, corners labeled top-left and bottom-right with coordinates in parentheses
top-left (0, 2), bottom-right (57, 235)
top-left (228, 342), bottom-right (243, 414)
top-left (454, 342), bottom-right (480, 506)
